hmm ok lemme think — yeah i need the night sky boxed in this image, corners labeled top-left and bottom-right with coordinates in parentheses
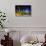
top-left (15, 5), bottom-right (31, 12)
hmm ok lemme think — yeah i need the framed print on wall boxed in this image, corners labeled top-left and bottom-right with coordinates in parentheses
top-left (15, 5), bottom-right (32, 17)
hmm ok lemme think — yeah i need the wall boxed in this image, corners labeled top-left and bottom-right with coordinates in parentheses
top-left (0, 31), bottom-right (46, 46)
top-left (0, 0), bottom-right (46, 46)
top-left (0, 0), bottom-right (46, 27)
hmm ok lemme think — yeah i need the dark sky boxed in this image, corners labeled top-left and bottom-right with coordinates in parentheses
top-left (15, 5), bottom-right (31, 12)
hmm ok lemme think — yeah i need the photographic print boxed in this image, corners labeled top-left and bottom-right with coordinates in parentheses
top-left (15, 5), bottom-right (32, 16)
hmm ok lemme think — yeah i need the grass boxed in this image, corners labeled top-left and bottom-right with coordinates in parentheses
top-left (16, 12), bottom-right (31, 16)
